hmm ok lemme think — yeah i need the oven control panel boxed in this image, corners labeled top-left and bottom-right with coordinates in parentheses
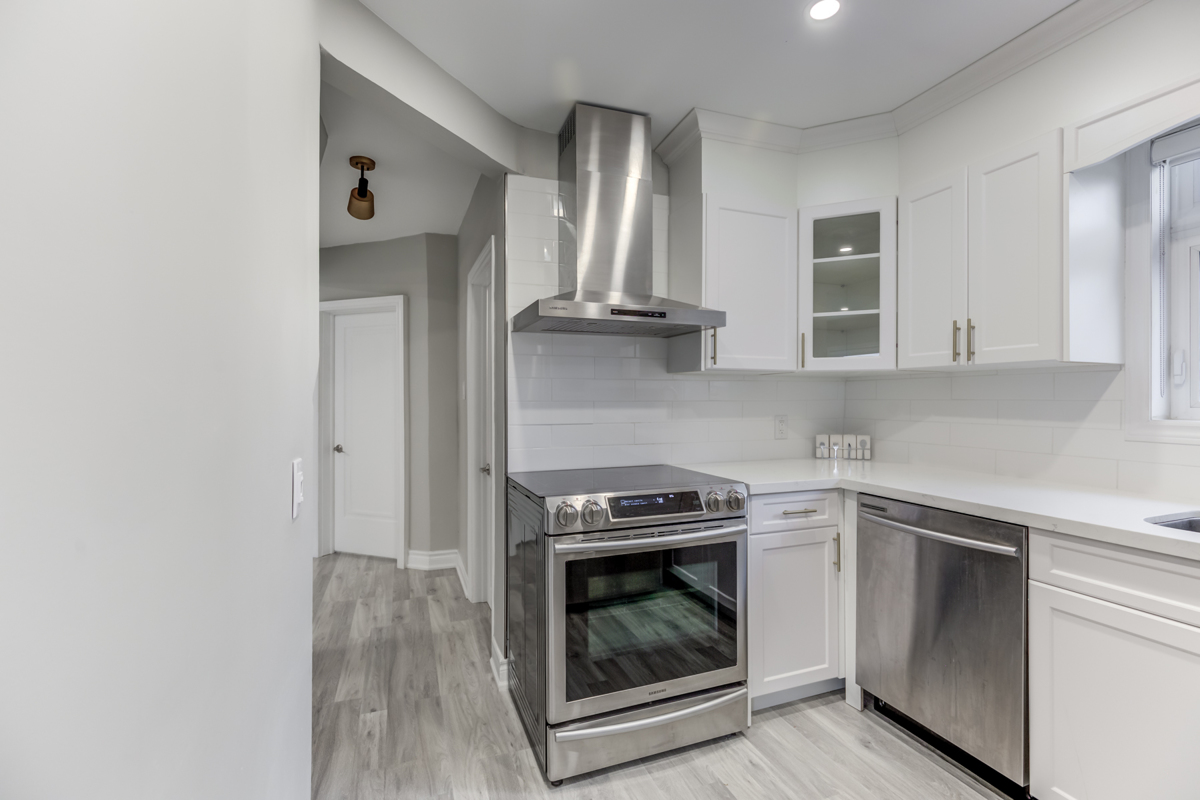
top-left (546, 483), bottom-right (747, 535)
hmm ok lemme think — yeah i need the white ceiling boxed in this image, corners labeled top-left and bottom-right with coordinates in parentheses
top-left (320, 82), bottom-right (483, 248)
top-left (360, 0), bottom-right (1078, 143)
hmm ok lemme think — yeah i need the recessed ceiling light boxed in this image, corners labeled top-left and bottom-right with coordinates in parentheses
top-left (840, 307), bottom-right (850, 311)
top-left (840, 246), bottom-right (852, 252)
top-left (809, 0), bottom-right (841, 21)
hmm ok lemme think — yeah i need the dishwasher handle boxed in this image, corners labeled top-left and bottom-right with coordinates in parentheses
top-left (859, 512), bottom-right (1020, 558)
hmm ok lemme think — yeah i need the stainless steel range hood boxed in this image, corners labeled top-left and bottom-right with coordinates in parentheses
top-left (511, 104), bottom-right (726, 338)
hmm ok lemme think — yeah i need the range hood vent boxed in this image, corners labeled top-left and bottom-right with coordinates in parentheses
top-left (511, 103), bottom-right (725, 338)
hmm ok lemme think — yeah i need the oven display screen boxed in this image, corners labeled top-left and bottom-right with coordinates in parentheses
top-left (608, 491), bottom-right (703, 519)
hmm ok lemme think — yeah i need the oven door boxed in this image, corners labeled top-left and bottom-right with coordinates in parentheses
top-left (546, 522), bottom-right (747, 724)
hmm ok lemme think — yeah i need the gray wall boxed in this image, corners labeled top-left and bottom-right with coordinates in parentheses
top-left (321, 233), bottom-right (460, 555)
top-left (456, 175), bottom-right (507, 653)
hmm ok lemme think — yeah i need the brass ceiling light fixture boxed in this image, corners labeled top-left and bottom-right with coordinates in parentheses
top-left (346, 156), bottom-right (376, 220)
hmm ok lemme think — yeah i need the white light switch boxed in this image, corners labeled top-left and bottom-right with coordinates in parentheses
top-left (292, 458), bottom-right (304, 520)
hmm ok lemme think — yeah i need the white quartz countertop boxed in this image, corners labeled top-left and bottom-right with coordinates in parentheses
top-left (681, 459), bottom-right (1200, 562)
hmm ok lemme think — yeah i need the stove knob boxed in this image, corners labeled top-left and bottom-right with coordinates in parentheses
top-left (706, 491), bottom-right (724, 513)
top-left (581, 499), bottom-right (604, 526)
top-left (555, 502), bottom-right (579, 528)
top-left (726, 490), bottom-right (746, 511)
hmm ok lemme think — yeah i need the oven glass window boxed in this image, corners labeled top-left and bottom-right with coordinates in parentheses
top-left (563, 541), bottom-right (738, 702)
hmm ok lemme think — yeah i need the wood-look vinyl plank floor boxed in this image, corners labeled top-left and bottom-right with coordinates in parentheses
top-left (313, 553), bottom-right (1007, 800)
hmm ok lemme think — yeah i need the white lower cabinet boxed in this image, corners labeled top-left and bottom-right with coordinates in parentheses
top-left (1029, 579), bottom-right (1200, 800)
top-left (748, 525), bottom-right (840, 702)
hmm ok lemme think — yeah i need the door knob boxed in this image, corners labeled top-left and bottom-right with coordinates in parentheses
top-left (333, 444), bottom-right (345, 453)
top-left (480, 463), bottom-right (491, 475)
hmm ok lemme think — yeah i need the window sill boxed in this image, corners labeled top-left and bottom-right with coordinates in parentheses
top-left (1125, 416), bottom-right (1200, 445)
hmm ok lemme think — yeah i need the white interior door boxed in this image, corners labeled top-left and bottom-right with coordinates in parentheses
top-left (333, 310), bottom-right (401, 559)
top-left (466, 239), bottom-right (495, 605)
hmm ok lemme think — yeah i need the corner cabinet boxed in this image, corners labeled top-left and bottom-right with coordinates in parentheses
top-left (898, 129), bottom-right (1122, 369)
top-left (798, 197), bottom-right (897, 371)
top-left (668, 194), bottom-right (798, 373)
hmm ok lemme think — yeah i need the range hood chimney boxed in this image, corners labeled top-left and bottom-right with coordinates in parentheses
top-left (511, 103), bottom-right (726, 337)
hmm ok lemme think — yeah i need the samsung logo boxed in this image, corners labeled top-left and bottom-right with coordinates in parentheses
top-left (549, 306), bottom-right (569, 310)
top-left (648, 688), bottom-right (667, 696)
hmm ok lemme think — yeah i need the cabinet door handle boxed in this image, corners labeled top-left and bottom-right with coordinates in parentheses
top-left (782, 509), bottom-right (819, 515)
top-left (952, 319), bottom-right (960, 363)
top-left (801, 332), bottom-right (806, 369)
top-left (711, 327), bottom-right (717, 366)
top-left (967, 317), bottom-right (976, 362)
top-left (834, 532), bottom-right (842, 573)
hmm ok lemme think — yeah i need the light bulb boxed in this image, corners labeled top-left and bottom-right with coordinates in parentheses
top-left (809, 0), bottom-right (840, 21)
top-left (840, 246), bottom-right (852, 253)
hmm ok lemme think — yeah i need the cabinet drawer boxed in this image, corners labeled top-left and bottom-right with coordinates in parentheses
top-left (750, 491), bottom-right (839, 534)
top-left (1030, 529), bottom-right (1200, 628)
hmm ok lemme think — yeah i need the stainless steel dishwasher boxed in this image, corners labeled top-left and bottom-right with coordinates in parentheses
top-left (856, 495), bottom-right (1028, 786)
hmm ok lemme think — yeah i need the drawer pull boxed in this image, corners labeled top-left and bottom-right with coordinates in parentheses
top-left (782, 509), bottom-right (819, 515)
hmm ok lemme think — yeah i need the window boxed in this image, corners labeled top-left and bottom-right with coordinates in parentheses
top-left (1152, 139), bottom-right (1200, 421)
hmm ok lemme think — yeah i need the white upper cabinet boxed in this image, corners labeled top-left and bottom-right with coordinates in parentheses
top-left (799, 197), bottom-right (897, 372)
top-left (897, 128), bottom-right (1121, 370)
top-left (703, 195), bottom-right (799, 371)
top-left (898, 170), bottom-right (968, 369)
top-left (968, 129), bottom-right (1064, 365)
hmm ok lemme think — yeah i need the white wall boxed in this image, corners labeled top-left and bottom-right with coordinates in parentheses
top-left (505, 177), bottom-right (845, 472)
top-left (0, 1), bottom-right (318, 798)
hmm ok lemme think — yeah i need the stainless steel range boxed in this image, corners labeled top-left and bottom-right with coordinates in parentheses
top-left (506, 465), bottom-right (749, 784)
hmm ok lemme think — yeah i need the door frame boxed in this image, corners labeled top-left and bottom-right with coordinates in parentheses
top-left (465, 238), bottom-right (495, 604)
top-left (317, 295), bottom-right (408, 564)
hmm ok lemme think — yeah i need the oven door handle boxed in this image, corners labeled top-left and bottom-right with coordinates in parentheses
top-left (553, 686), bottom-right (748, 743)
top-left (552, 524), bottom-right (747, 554)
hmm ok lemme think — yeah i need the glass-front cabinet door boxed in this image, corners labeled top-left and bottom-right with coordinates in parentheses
top-left (799, 197), bottom-right (897, 371)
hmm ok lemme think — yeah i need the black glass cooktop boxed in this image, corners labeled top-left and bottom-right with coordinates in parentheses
top-left (508, 464), bottom-right (737, 499)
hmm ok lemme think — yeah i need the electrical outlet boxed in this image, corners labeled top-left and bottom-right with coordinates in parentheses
top-left (292, 458), bottom-right (304, 520)
top-left (774, 415), bottom-right (787, 440)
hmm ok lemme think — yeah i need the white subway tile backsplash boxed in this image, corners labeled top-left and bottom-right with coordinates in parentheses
top-left (910, 399), bottom-right (998, 423)
top-left (506, 175), bottom-right (557, 194)
top-left (552, 423), bottom-right (636, 447)
top-left (506, 212), bottom-right (559, 240)
top-left (1054, 369), bottom-right (1124, 401)
top-left (1118, 461), bottom-right (1200, 502)
top-left (710, 381), bottom-right (777, 401)
top-left (508, 447), bottom-right (593, 473)
top-left (874, 420), bottom-right (952, 445)
top-left (777, 380), bottom-right (845, 401)
top-left (509, 402), bottom-right (593, 426)
top-left (636, 380), bottom-right (711, 402)
top-left (846, 380), bottom-right (878, 400)
top-left (593, 402), bottom-right (673, 423)
top-left (510, 332), bottom-right (554, 355)
top-left (709, 418), bottom-right (774, 442)
top-left (670, 441), bottom-right (743, 465)
top-left (908, 443), bottom-right (997, 473)
top-left (508, 425), bottom-right (552, 450)
top-left (671, 401), bottom-right (743, 420)
top-left (845, 399), bottom-right (911, 420)
top-left (951, 422), bottom-right (1052, 453)
top-left (995, 450), bottom-right (1119, 490)
top-left (996, 400), bottom-right (1122, 429)
top-left (552, 379), bottom-right (637, 402)
top-left (505, 187), bottom-right (557, 216)
top-left (636, 420), bottom-right (710, 444)
top-left (593, 444), bottom-right (673, 468)
top-left (508, 236), bottom-right (558, 263)
top-left (509, 379), bottom-right (553, 402)
top-left (507, 260), bottom-right (559, 287)
top-left (742, 438), bottom-right (809, 460)
top-left (511, 354), bottom-right (594, 380)
top-left (551, 334), bottom-right (640, 358)
top-left (875, 377), bottom-right (953, 400)
top-left (595, 357), bottom-right (669, 380)
top-left (953, 373), bottom-right (1055, 400)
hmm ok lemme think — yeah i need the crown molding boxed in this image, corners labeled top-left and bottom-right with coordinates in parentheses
top-left (656, 108), bottom-right (898, 164)
top-left (796, 113), bottom-right (898, 155)
top-left (892, 0), bottom-right (1154, 134)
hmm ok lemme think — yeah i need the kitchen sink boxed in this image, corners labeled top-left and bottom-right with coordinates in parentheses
top-left (1146, 513), bottom-right (1200, 532)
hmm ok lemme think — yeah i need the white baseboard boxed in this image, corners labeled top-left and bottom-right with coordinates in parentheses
top-left (452, 550), bottom-right (468, 598)
top-left (751, 677), bottom-right (846, 712)
top-left (490, 637), bottom-right (509, 689)
top-left (405, 548), bottom-right (459, 571)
